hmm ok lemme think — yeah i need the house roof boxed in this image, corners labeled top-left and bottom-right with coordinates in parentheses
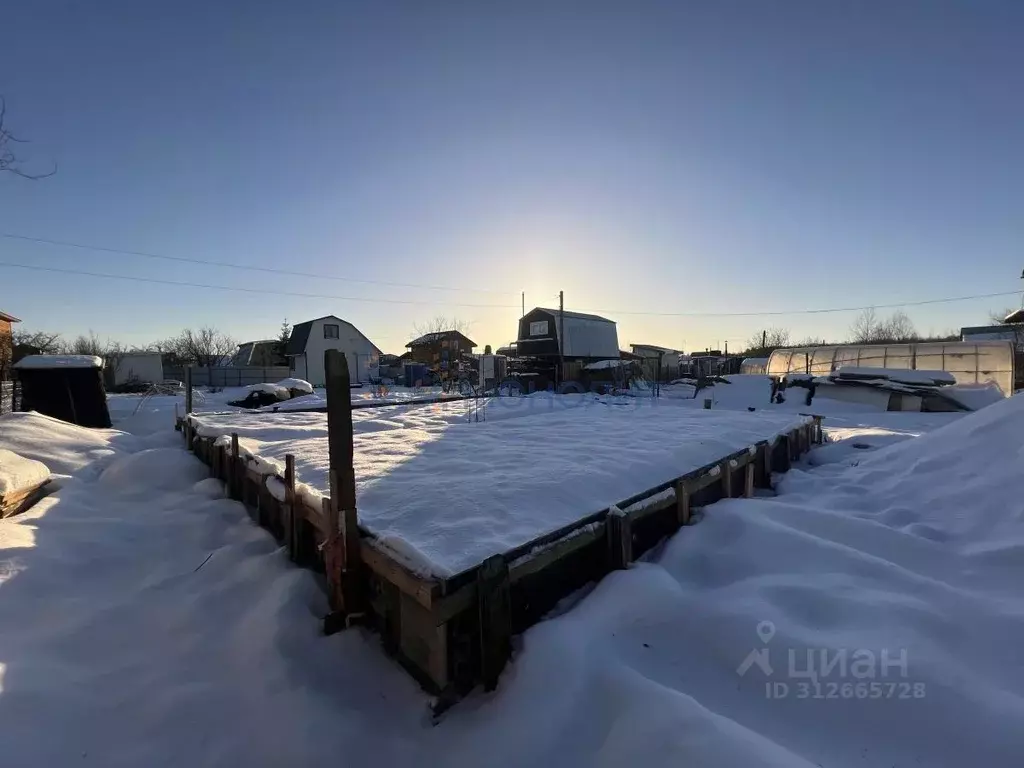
top-left (406, 330), bottom-right (477, 348)
top-left (533, 308), bottom-right (614, 324)
top-left (0, 310), bottom-right (21, 323)
top-left (630, 343), bottom-right (682, 355)
top-left (1003, 309), bottom-right (1024, 324)
top-left (285, 316), bottom-right (382, 356)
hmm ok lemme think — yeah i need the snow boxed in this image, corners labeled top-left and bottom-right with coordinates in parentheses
top-left (190, 397), bottom-right (810, 575)
top-left (1, 377), bottom-right (1022, 766)
top-left (13, 354), bottom-right (104, 370)
top-left (248, 382), bottom-right (292, 400)
top-left (0, 449), bottom-right (50, 495)
top-left (275, 377), bottom-right (314, 394)
top-left (584, 359), bottom-right (629, 370)
top-left (833, 366), bottom-right (958, 385)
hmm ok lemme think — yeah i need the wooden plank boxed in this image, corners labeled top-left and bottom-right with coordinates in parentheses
top-left (607, 509), bottom-right (632, 570)
top-left (360, 539), bottom-right (439, 610)
top-left (322, 494), bottom-right (345, 615)
top-left (399, 592), bottom-right (449, 691)
top-left (744, 461), bottom-right (755, 498)
top-left (229, 433), bottom-right (241, 500)
top-left (721, 460), bottom-right (733, 498)
top-left (284, 454), bottom-right (297, 561)
top-left (509, 520), bottom-right (605, 583)
top-left (476, 555), bottom-right (511, 691)
top-left (0, 481), bottom-right (51, 518)
top-left (676, 480), bottom-right (691, 526)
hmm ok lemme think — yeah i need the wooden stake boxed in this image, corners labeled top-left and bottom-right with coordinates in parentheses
top-left (230, 433), bottom-right (241, 500)
top-left (185, 365), bottom-right (193, 414)
top-left (675, 480), bottom-right (691, 526)
top-left (744, 461), bottom-right (755, 498)
top-left (607, 510), bottom-right (632, 570)
top-left (324, 349), bottom-right (364, 623)
top-left (721, 461), bottom-right (733, 498)
top-left (477, 555), bottom-right (512, 691)
top-left (284, 454), bottom-right (297, 562)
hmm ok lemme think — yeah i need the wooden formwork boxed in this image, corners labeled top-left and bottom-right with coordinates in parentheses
top-left (179, 401), bottom-right (822, 710)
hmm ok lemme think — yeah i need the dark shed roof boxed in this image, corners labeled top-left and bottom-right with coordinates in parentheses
top-left (406, 330), bottom-right (477, 348)
top-left (533, 308), bottom-right (614, 324)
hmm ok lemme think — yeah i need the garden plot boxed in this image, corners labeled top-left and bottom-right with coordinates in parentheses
top-left (189, 396), bottom-right (810, 575)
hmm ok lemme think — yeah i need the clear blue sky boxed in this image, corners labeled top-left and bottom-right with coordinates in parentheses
top-left (1, 0), bottom-right (1022, 354)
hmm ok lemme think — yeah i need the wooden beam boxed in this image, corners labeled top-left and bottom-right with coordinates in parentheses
top-left (744, 461), bottom-right (755, 498)
top-left (324, 349), bottom-right (365, 621)
top-left (676, 480), bottom-right (691, 526)
top-left (477, 555), bottom-right (511, 691)
top-left (721, 461), bottom-right (733, 498)
top-left (229, 433), bottom-right (241, 500)
top-left (284, 454), bottom-right (297, 562)
top-left (607, 509), bottom-right (632, 570)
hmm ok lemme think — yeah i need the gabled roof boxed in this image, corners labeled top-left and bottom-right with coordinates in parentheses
top-left (533, 308), bottom-right (614, 324)
top-left (406, 330), bottom-right (477, 348)
top-left (0, 310), bottom-right (21, 323)
top-left (285, 315), bottom-right (382, 356)
top-left (1003, 309), bottom-right (1024, 324)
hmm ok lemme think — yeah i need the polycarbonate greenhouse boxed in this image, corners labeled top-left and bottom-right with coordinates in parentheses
top-left (766, 340), bottom-right (1016, 395)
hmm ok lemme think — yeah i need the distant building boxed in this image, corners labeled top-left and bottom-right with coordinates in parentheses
top-left (0, 310), bottom-right (20, 379)
top-left (961, 323), bottom-right (1024, 350)
top-left (111, 352), bottom-right (165, 386)
top-left (231, 339), bottom-right (285, 367)
top-left (516, 308), bottom-right (618, 361)
top-left (405, 331), bottom-right (477, 373)
top-left (630, 343), bottom-right (684, 378)
top-left (285, 315), bottom-right (381, 386)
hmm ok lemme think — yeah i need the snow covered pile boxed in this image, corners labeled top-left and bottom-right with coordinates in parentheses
top-left (0, 412), bottom-right (134, 479)
top-left (13, 354), bottom-right (104, 370)
top-left (0, 448), bottom-right (50, 495)
top-left (275, 377), bottom-right (314, 395)
top-left (190, 398), bottom-right (810, 575)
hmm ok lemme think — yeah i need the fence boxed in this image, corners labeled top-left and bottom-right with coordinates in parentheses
top-left (165, 366), bottom-right (291, 388)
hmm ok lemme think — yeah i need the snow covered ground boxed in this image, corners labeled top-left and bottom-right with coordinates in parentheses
top-left (2, 385), bottom-right (1021, 766)
top-left (189, 395), bottom-right (811, 575)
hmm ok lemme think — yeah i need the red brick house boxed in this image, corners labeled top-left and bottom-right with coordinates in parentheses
top-left (1, 310), bottom-right (20, 380)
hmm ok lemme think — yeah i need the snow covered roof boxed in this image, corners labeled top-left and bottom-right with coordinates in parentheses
top-left (1003, 309), bottom-right (1024, 324)
top-left (14, 354), bottom-right (104, 370)
top-left (406, 330), bottom-right (477, 348)
top-left (630, 344), bottom-right (682, 356)
top-left (0, 310), bottom-right (20, 323)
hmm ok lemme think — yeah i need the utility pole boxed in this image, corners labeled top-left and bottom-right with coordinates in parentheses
top-left (724, 340), bottom-right (728, 356)
top-left (522, 291), bottom-right (525, 318)
top-left (558, 290), bottom-right (565, 388)
top-left (762, 329), bottom-right (767, 350)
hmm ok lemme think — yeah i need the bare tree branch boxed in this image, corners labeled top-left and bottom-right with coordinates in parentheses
top-left (0, 96), bottom-right (56, 180)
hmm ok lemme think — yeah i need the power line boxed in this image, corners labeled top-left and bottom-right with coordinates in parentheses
top-left (0, 231), bottom-right (512, 295)
top-left (0, 259), bottom-right (1017, 318)
top-left (580, 289), bottom-right (1023, 318)
top-left (0, 261), bottom-right (520, 309)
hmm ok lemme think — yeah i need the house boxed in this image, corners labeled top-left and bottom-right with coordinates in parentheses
top-left (630, 343), bottom-right (684, 378)
top-left (0, 310), bottom-right (19, 379)
top-left (231, 339), bottom-right (285, 367)
top-left (285, 315), bottom-right (381, 386)
top-left (516, 308), bottom-right (618, 360)
top-left (110, 351), bottom-right (165, 386)
top-left (405, 331), bottom-right (477, 374)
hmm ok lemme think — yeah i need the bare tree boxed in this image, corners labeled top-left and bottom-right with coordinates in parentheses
top-left (850, 308), bottom-right (917, 344)
top-left (0, 97), bottom-right (55, 179)
top-left (1, 329), bottom-right (63, 380)
top-left (66, 331), bottom-right (105, 356)
top-left (884, 310), bottom-right (917, 342)
top-left (411, 315), bottom-right (471, 340)
top-left (850, 308), bottom-right (880, 343)
top-left (743, 327), bottom-right (790, 356)
top-left (169, 327), bottom-right (237, 367)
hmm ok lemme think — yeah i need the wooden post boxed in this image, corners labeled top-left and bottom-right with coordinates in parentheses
top-left (477, 554), bottom-right (512, 691)
top-left (185, 365), bottom-right (193, 414)
top-left (721, 461), bottom-right (733, 498)
top-left (744, 461), bottom-right (755, 498)
top-left (324, 349), bottom-right (364, 627)
top-left (607, 509), bottom-right (632, 570)
top-left (230, 433), bottom-right (241, 501)
top-left (284, 454), bottom-right (297, 562)
top-left (675, 480), bottom-right (691, 526)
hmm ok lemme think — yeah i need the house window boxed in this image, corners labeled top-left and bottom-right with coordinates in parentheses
top-left (324, 324), bottom-right (340, 339)
top-left (529, 321), bottom-right (548, 336)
